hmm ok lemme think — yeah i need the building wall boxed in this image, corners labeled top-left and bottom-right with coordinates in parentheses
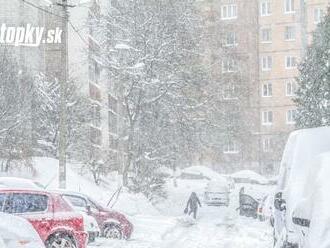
top-left (198, 0), bottom-right (329, 174)
top-left (257, 0), bottom-right (329, 174)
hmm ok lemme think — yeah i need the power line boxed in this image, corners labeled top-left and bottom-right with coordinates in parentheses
top-left (21, 0), bottom-right (65, 19)
top-left (69, 21), bottom-right (90, 47)
top-left (20, 0), bottom-right (91, 49)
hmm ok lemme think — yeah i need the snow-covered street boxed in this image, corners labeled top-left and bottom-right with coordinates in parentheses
top-left (90, 212), bottom-right (272, 248)
top-left (89, 181), bottom-right (273, 248)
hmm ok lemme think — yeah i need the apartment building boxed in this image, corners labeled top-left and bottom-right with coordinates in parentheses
top-left (258, 0), bottom-right (329, 173)
top-left (197, 0), bottom-right (260, 173)
top-left (199, 0), bottom-right (329, 174)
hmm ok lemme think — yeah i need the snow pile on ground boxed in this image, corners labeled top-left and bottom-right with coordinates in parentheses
top-left (0, 157), bottom-right (159, 217)
top-left (231, 170), bottom-right (269, 184)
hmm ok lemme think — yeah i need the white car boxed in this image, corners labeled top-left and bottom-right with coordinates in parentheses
top-left (0, 213), bottom-right (45, 248)
top-left (273, 126), bottom-right (330, 247)
top-left (204, 179), bottom-right (230, 207)
top-left (291, 152), bottom-right (330, 248)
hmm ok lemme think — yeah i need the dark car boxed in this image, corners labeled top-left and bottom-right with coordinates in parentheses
top-left (239, 194), bottom-right (259, 219)
top-left (54, 190), bottom-right (133, 240)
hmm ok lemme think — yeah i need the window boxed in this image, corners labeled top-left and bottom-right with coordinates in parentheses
top-left (222, 59), bottom-right (237, 73)
top-left (286, 81), bottom-right (297, 96)
top-left (223, 139), bottom-right (239, 154)
top-left (9, 193), bottom-right (48, 213)
top-left (285, 26), bottom-right (296, 41)
top-left (221, 5), bottom-right (237, 20)
top-left (260, 1), bottom-right (271, 16)
top-left (262, 111), bottom-right (273, 125)
top-left (287, 109), bottom-right (297, 124)
top-left (263, 137), bottom-right (272, 152)
top-left (262, 83), bottom-right (272, 97)
top-left (284, 0), bottom-right (294, 13)
top-left (224, 32), bottom-right (237, 47)
top-left (223, 85), bottom-right (237, 100)
top-left (285, 56), bottom-right (297, 69)
top-left (314, 8), bottom-right (324, 24)
top-left (63, 195), bottom-right (87, 208)
top-left (261, 56), bottom-right (272, 71)
top-left (261, 28), bottom-right (272, 43)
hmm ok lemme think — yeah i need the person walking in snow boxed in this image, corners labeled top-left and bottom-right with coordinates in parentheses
top-left (184, 192), bottom-right (202, 219)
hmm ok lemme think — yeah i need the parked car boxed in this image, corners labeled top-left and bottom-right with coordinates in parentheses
top-left (239, 193), bottom-right (258, 219)
top-left (204, 179), bottom-right (230, 206)
top-left (257, 194), bottom-right (274, 224)
top-left (0, 213), bottom-right (45, 248)
top-left (0, 189), bottom-right (88, 248)
top-left (273, 126), bottom-right (330, 248)
top-left (290, 151), bottom-right (330, 248)
top-left (55, 190), bottom-right (133, 239)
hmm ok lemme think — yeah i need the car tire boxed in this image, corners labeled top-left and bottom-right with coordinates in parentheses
top-left (103, 225), bottom-right (123, 239)
top-left (46, 233), bottom-right (77, 248)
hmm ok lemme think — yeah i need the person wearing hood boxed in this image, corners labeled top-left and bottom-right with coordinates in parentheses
top-left (184, 192), bottom-right (202, 219)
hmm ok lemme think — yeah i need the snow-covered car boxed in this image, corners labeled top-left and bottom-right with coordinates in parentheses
top-left (290, 152), bottom-right (330, 248)
top-left (0, 177), bottom-right (43, 190)
top-left (231, 170), bottom-right (269, 185)
top-left (204, 179), bottom-right (230, 206)
top-left (55, 190), bottom-right (133, 239)
top-left (257, 194), bottom-right (274, 224)
top-left (0, 189), bottom-right (88, 248)
top-left (273, 127), bottom-right (330, 248)
top-left (0, 213), bottom-right (45, 248)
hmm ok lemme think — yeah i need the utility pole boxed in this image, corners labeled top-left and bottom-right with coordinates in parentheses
top-left (57, 0), bottom-right (75, 189)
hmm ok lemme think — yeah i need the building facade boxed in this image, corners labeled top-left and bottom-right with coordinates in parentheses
top-left (199, 0), bottom-right (329, 174)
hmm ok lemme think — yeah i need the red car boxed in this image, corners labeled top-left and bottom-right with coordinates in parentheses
top-left (0, 189), bottom-right (88, 248)
top-left (56, 191), bottom-right (133, 239)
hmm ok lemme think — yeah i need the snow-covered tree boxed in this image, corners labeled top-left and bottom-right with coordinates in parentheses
top-left (0, 48), bottom-right (33, 172)
top-left (90, 0), bottom-right (207, 196)
top-left (295, 13), bottom-right (330, 128)
top-left (33, 75), bottom-right (92, 162)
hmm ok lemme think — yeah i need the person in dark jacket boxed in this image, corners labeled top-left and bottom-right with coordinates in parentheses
top-left (185, 192), bottom-right (202, 219)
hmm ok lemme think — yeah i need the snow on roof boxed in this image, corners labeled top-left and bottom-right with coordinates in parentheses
top-left (206, 179), bottom-right (229, 191)
top-left (182, 166), bottom-right (224, 180)
top-left (231, 170), bottom-right (268, 183)
top-left (0, 177), bottom-right (43, 190)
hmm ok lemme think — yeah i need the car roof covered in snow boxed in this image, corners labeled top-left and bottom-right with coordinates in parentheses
top-left (51, 189), bottom-right (89, 198)
top-left (181, 166), bottom-right (224, 180)
top-left (231, 170), bottom-right (268, 183)
top-left (206, 179), bottom-right (229, 191)
top-left (0, 177), bottom-right (45, 190)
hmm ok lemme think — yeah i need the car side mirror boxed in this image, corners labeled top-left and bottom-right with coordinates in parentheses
top-left (86, 205), bottom-right (92, 215)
